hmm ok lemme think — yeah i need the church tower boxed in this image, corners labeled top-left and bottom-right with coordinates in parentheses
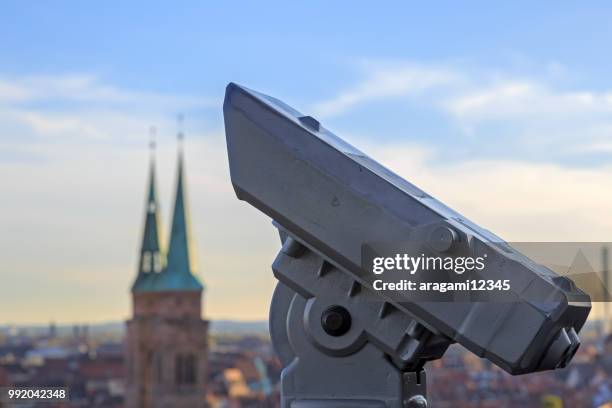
top-left (126, 127), bottom-right (208, 408)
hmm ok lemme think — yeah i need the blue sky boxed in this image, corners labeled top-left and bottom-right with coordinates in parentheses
top-left (1, 2), bottom-right (612, 323)
top-left (3, 1), bottom-right (612, 164)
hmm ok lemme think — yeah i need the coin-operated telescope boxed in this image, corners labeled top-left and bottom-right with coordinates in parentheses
top-left (223, 83), bottom-right (591, 408)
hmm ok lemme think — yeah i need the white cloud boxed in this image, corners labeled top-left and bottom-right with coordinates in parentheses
top-left (313, 61), bottom-right (612, 156)
top-left (312, 62), bottom-right (460, 118)
top-left (12, 110), bottom-right (104, 138)
top-left (0, 73), bottom-right (219, 149)
top-left (575, 138), bottom-right (612, 153)
top-left (0, 81), bottom-right (32, 102)
top-left (4, 109), bottom-right (163, 142)
top-left (445, 80), bottom-right (612, 120)
top-left (367, 142), bottom-right (612, 242)
top-left (0, 73), bottom-right (216, 108)
top-left (315, 60), bottom-right (612, 120)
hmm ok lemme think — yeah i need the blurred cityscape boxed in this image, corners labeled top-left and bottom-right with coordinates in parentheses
top-left (0, 319), bottom-right (609, 408)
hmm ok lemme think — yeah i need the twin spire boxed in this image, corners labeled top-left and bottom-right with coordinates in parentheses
top-left (132, 120), bottom-right (203, 293)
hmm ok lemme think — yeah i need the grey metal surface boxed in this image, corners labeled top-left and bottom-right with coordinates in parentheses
top-left (270, 278), bottom-right (429, 408)
top-left (223, 82), bottom-right (591, 404)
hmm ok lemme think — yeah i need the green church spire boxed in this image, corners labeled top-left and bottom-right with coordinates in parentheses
top-left (132, 128), bottom-right (165, 292)
top-left (132, 121), bottom-right (203, 293)
top-left (154, 117), bottom-right (203, 292)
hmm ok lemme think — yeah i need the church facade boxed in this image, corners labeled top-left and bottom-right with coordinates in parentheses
top-left (125, 138), bottom-right (208, 408)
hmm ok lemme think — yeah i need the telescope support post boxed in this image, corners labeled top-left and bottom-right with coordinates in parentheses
top-left (270, 231), bottom-right (432, 408)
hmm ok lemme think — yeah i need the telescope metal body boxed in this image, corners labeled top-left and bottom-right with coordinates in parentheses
top-left (223, 83), bottom-right (591, 407)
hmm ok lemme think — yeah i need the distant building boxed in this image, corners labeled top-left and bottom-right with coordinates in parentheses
top-left (48, 322), bottom-right (56, 339)
top-left (125, 135), bottom-right (209, 408)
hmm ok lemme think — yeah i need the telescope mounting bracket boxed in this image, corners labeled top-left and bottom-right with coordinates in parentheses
top-left (269, 225), bottom-right (450, 408)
